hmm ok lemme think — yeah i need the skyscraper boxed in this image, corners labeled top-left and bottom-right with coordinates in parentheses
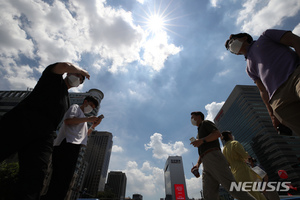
top-left (214, 85), bottom-right (275, 158)
top-left (80, 131), bottom-right (113, 197)
top-left (105, 171), bottom-right (127, 200)
top-left (214, 85), bottom-right (300, 195)
top-left (164, 156), bottom-right (188, 200)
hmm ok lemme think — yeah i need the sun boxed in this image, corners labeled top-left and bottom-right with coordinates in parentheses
top-left (136, 0), bottom-right (183, 36)
top-left (147, 14), bottom-right (165, 33)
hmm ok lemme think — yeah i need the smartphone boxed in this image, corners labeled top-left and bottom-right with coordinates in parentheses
top-left (190, 137), bottom-right (196, 142)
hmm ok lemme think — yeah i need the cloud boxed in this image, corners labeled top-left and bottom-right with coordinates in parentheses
top-left (124, 161), bottom-right (164, 197)
top-left (112, 145), bottom-right (124, 153)
top-left (237, 0), bottom-right (300, 36)
top-left (210, 0), bottom-right (222, 8)
top-left (144, 133), bottom-right (188, 159)
top-left (0, 0), bottom-right (181, 89)
top-left (293, 23), bottom-right (300, 36)
top-left (205, 101), bottom-right (224, 121)
top-left (186, 177), bottom-right (203, 199)
top-left (141, 31), bottom-right (182, 71)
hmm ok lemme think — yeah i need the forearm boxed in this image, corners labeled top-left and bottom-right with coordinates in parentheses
top-left (64, 117), bottom-right (89, 125)
top-left (52, 62), bottom-right (87, 75)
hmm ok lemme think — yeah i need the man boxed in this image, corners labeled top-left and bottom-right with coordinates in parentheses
top-left (0, 62), bottom-right (90, 200)
top-left (42, 96), bottom-right (103, 200)
top-left (221, 131), bottom-right (267, 200)
top-left (225, 29), bottom-right (300, 135)
top-left (190, 111), bottom-right (255, 200)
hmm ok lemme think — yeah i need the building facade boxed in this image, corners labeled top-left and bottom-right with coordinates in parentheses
top-left (164, 156), bottom-right (188, 200)
top-left (214, 85), bottom-right (300, 195)
top-left (105, 171), bottom-right (127, 200)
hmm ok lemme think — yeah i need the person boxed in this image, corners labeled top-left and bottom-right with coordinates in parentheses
top-left (225, 29), bottom-right (300, 135)
top-left (190, 111), bottom-right (255, 200)
top-left (41, 96), bottom-right (103, 200)
top-left (221, 131), bottom-right (267, 200)
top-left (0, 62), bottom-right (90, 200)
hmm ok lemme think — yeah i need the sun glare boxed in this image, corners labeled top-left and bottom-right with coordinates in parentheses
top-left (147, 14), bottom-right (165, 33)
top-left (136, 0), bottom-right (184, 37)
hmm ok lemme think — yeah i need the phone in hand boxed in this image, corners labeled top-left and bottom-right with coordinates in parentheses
top-left (190, 137), bottom-right (196, 142)
top-left (98, 114), bottom-right (104, 119)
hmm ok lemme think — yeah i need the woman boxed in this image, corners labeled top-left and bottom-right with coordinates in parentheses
top-left (221, 131), bottom-right (266, 200)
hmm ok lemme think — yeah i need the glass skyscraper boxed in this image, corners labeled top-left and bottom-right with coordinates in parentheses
top-left (214, 85), bottom-right (300, 195)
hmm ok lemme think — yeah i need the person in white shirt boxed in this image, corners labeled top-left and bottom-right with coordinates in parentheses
top-left (41, 96), bottom-right (103, 200)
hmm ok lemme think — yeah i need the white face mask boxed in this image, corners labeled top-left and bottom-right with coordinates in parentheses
top-left (68, 75), bottom-right (80, 87)
top-left (84, 104), bottom-right (93, 114)
top-left (229, 39), bottom-right (243, 54)
top-left (191, 118), bottom-right (198, 126)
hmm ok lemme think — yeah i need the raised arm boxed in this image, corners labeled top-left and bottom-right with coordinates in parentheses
top-left (51, 62), bottom-right (90, 80)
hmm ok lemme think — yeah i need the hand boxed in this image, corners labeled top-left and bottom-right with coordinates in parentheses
top-left (271, 115), bottom-right (280, 130)
top-left (191, 165), bottom-right (199, 173)
top-left (92, 115), bottom-right (104, 127)
top-left (190, 139), bottom-right (203, 147)
top-left (87, 116), bottom-right (99, 123)
top-left (80, 69), bottom-right (90, 80)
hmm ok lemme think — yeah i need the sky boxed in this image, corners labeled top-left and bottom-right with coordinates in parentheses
top-left (1, 0), bottom-right (300, 199)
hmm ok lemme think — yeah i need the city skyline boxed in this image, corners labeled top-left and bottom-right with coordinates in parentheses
top-left (1, 0), bottom-right (300, 199)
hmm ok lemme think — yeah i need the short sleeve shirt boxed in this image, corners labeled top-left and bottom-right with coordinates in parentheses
top-left (54, 104), bottom-right (88, 146)
top-left (196, 120), bottom-right (220, 155)
top-left (246, 29), bottom-right (300, 100)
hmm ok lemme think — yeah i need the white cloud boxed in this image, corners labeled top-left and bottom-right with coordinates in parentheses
top-left (217, 69), bottom-right (231, 77)
top-left (186, 177), bottom-right (203, 199)
top-left (0, 0), bottom-right (181, 89)
top-left (205, 101), bottom-right (224, 121)
top-left (293, 23), bottom-right (300, 36)
top-left (210, 0), bottom-right (222, 8)
top-left (124, 161), bottom-right (164, 197)
top-left (141, 31), bottom-right (182, 71)
top-left (144, 133), bottom-right (188, 159)
top-left (136, 0), bottom-right (144, 4)
top-left (237, 0), bottom-right (300, 36)
top-left (112, 145), bottom-right (124, 153)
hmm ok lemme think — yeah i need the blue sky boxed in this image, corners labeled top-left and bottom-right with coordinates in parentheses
top-left (1, 0), bottom-right (300, 199)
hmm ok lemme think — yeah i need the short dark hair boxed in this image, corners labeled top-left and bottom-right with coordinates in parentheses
top-left (191, 111), bottom-right (204, 120)
top-left (225, 33), bottom-right (253, 49)
top-left (221, 131), bottom-right (232, 142)
top-left (84, 96), bottom-right (99, 108)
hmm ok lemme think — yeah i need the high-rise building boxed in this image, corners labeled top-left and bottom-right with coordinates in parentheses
top-left (80, 131), bottom-right (113, 197)
top-left (214, 85), bottom-right (300, 195)
top-left (105, 171), bottom-right (127, 200)
top-left (164, 156), bottom-right (189, 200)
top-left (132, 193), bottom-right (143, 200)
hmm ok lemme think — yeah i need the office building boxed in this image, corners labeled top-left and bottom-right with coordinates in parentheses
top-left (214, 85), bottom-right (300, 195)
top-left (105, 171), bottom-right (127, 200)
top-left (132, 193), bottom-right (143, 200)
top-left (164, 156), bottom-right (188, 200)
top-left (78, 131), bottom-right (113, 198)
top-left (0, 90), bottom-right (31, 119)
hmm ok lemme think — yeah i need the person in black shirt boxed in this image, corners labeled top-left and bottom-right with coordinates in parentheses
top-left (190, 111), bottom-right (255, 200)
top-left (0, 62), bottom-right (90, 200)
